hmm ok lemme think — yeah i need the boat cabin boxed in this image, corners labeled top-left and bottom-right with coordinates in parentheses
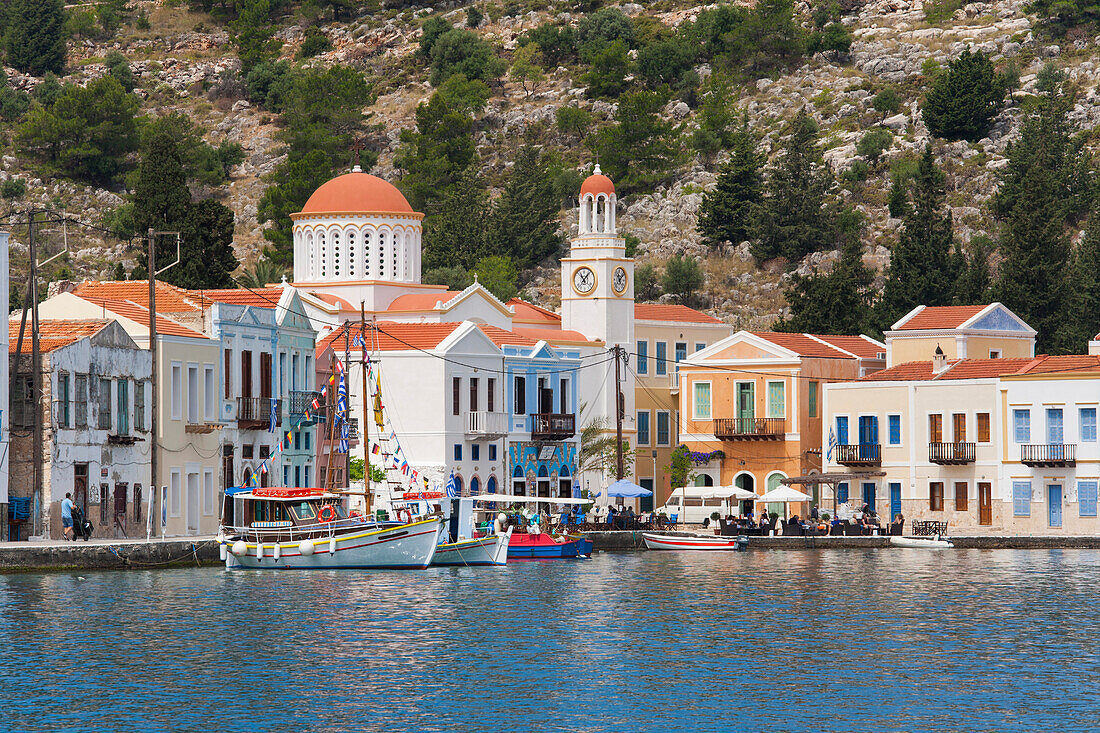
top-left (222, 487), bottom-right (353, 534)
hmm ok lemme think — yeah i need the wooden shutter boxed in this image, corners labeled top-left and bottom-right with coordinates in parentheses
top-left (953, 413), bottom-right (966, 442)
top-left (241, 350), bottom-right (253, 398)
top-left (954, 482), bottom-right (968, 511)
top-left (487, 378), bottom-right (495, 413)
top-left (260, 352), bottom-right (272, 400)
top-left (977, 413), bottom-right (990, 443)
top-left (929, 414), bottom-right (942, 444)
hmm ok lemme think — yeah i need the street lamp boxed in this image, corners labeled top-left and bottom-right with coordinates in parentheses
top-left (652, 450), bottom-right (658, 510)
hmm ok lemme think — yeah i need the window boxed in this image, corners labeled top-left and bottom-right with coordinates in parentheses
top-left (278, 352), bottom-right (287, 398)
top-left (294, 431), bottom-right (301, 450)
top-left (187, 365), bottom-right (199, 423)
top-left (1082, 408), bottom-right (1097, 442)
top-left (694, 342), bottom-right (706, 354)
top-left (224, 349), bottom-right (232, 398)
top-left (929, 482), bottom-right (944, 511)
top-left (1013, 481), bottom-right (1031, 516)
top-left (837, 482), bottom-right (849, 503)
top-left (454, 444), bottom-right (462, 461)
top-left (487, 378), bottom-right (495, 413)
top-left (134, 484), bottom-right (142, 524)
top-left (134, 381), bottom-right (145, 432)
top-left (693, 382), bottom-right (712, 421)
top-left (204, 366), bottom-right (215, 421)
top-left (675, 342), bottom-right (687, 366)
top-left (117, 379), bottom-right (129, 435)
top-left (452, 377), bottom-right (461, 416)
top-left (1013, 409), bottom-right (1030, 443)
top-left (560, 378), bottom-right (569, 414)
top-left (170, 469), bottom-right (182, 517)
top-left (637, 341), bottom-right (648, 374)
top-left (203, 470), bottom-right (214, 516)
top-left (656, 411), bottom-right (670, 446)
top-left (989, 349), bottom-right (1001, 359)
top-left (75, 374), bottom-right (88, 428)
top-left (655, 342), bottom-right (667, 376)
top-left (888, 414), bottom-right (901, 446)
top-left (953, 413), bottom-right (966, 443)
top-left (171, 363), bottom-right (182, 420)
top-left (767, 382), bottom-right (785, 419)
top-left (835, 416), bottom-right (849, 445)
top-left (808, 381), bottom-right (818, 418)
top-left (488, 444), bottom-right (497, 462)
top-left (637, 411), bottom-right (650, 446)
top-left (472, 444), bottom-right (480, 462)
top-left (929, 414), bottom-right (943, 444)
top-left (1079, 481), bottom-right (1098, 517)
top-left (514, 376), bottom-right (526, 414)
top-left (954, 482), bottom-right (968, 511)
top-left (304, 431), bottom-right (311, 451)
top-left (977, 413), bottom-right (990, 443)
top-left (283, 465), bottom-right (290, 487)
top-left (57, 373), bottom-right (70, 428)
top-left (470, 377), bottom-right (479, 412)
top-left (97, 378), bottom-right (112, 430)
top-left (1048, 408), bottom-right (1064, 444)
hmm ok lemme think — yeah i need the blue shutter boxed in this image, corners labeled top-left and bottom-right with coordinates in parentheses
top-left (637, 341), bottom-right (648, 375)
top-left (888, 415), bottom-right (901, 445)
top-left (836, 416), bottom-right (849, 445)
top-left (889, 482), bottom-right (902, 520)
top-left (1047, 408), bottom-right (1063, 444)
top-left (655, 342), bottom-right (667, 375)
top-left (1081, 408), bottom-right (1096, 442)
top-left (837, 483), bottom-right (849, 503)
top-left (1079, 481), bottom-right (1098, 517)
top-left (1014, 410), bottom-right (1030, 443)
top-left (1013, 481), bottom-right (1031, 517)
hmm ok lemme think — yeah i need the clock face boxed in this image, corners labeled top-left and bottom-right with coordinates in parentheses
top-left (572, 266), bottom-right (596, 295)
top-left (613, 266), bottom-right (628, 295)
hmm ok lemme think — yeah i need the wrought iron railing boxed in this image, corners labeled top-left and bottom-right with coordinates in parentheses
top-left (713, 417), bottom-right (785, 439)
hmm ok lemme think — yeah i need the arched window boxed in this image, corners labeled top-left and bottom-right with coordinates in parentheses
top-left (319, 231), bottom-right (327, 278)
top-left (378, 230), bottom-right (387, 278)
top-left (455, 475), bottom-right (465, 497)
top-left (363, 229), bottom-right (373, 278)
top-left (332, 229), bottom-right (341, 278)
top-left (694, 474), bottom-right (714, 486)
top-left (513, 464), bottom-right (525, 496)
top-left (487, 476), bottom-right (497, 495)
top-left (348, 229), bottom-right (357, 277)
top-left (766, 472), bottom-right (787, 517)
top-left (537, 465), bottom-right (550, 497)
top-left (470, 476), bottom-right (480, 496)
top-left (558, 464), bottom-right (572, 497)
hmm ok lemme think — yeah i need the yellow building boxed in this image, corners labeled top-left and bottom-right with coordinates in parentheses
top-left (885, 303), bottom-right (1036, 367)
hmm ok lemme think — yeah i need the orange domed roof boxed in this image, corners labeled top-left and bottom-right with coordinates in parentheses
top-left (580, 165), bottom-right (615, 197)
top-left (298, 170), bottom-right (415, 216)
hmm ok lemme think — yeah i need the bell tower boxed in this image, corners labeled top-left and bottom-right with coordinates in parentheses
top-left (561, 165), bottom-right (635, 348)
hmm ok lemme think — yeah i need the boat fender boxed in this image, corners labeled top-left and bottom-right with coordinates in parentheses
top-left (318, 505), bottom-right (337, 523)
top-left (299, 539), bottom-right (315, 556)
top-left (231, 540), bottom-right (247, 557)
top-left (328, 536), bottom-right (337, 555)
top-left (254, 543), bottom-right (263, 561)
top-left (219, 544), bottom-right (228, 562)
top-left (495, 513), bottom-right (507, 535)
top-left (273, 543), bottom-right (281, 562)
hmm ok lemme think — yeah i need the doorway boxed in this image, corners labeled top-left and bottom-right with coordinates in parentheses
top-left (861, 482), bottom-right (876, 513)
top-left (1048, 484), bottom-right (1062, 528)
top-left (978, 482), bottom-right (992, 526)
top-left (736, 383), bottom-right (754, 430)
top-left (187, 473), bottom-right (200, 533)
top-left (74, 464), bottom-right (88, 516)
top-left (889, 482), bottom-right (902, 522)
top-left (736, 473), bottom-right (754, 515)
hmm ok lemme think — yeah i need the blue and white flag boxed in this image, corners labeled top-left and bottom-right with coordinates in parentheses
top-left (827, 426), bottom-right (837, 461)
top-left (339, 419), bottom-right (349, 454)
top-left (445, 471), bottom-right (458, 498)
top-left (268, 397), bottom-right (278, 432)
top-left (354, 333), bottom-right (365, 348)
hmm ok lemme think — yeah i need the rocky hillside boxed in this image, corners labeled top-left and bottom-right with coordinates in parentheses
top-left (0, 0), bottom-right (1091, 326)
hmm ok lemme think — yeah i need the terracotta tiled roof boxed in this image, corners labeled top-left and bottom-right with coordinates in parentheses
top-left (80, 297), bottom-right (208, 339)
top-left (9, 319), bottom-right (110, 353)
top-left (74, 280), bottom-right (201, 313)
top-left (634, 304), bottom-right (724, 324)
top-left (312, 292), bottom-right (355, 310)
top-left (861, 357), bottom-right (1035, 382)
top-left (1012, 354), bottom-right (1100, 375)
top-left (187, 287), bottom-right (285, 308)
top-left (386, 291), bottom-right (462, 311)
top-left (297, 171), bottom-right (415, 215)
top-left (317, 321), bottom-right (462, 355)
top-left (811, 334), bottom-right (886, 359)
top-left (752, 332), bottom-right (853, 359)
top-left (894, 305), bottom-right (988, 330)
top-left (479, 325), bottom-right (539, 347)
top-left (508, 298), bottom-right (561, 324)
top-left (511, 326), bottom-right (595, 344)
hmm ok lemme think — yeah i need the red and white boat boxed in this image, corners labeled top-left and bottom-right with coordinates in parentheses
top-left (642, 531), bottom-right (748, 551)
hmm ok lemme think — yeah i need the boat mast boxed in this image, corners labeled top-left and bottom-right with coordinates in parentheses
top-left (360, 301), bottom-right (371, 517)
top-left (325, 351), bottom-right (339, 492)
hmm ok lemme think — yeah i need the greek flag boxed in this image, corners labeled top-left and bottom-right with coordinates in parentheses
top-left (827, 426), bottom-right (837, 461)
top-left (354, 333), bottom-right (365, 348)
top-left (268, 397), bottom-right (278, 432)
top-left (339, 419), bottom-right (349, 454)
top-left (445, 471), bottom-right (458, 498)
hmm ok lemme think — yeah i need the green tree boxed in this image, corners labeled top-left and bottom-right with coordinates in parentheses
top-left (577, 7), bottom-right (635, 53)
top-left (588, 89), bottom-right (682, 194)
top-left (1065, 213), bottom-right (1100, 350)
top-left (634, 263), bottom-right (662, 301)
top-left (133, 131), bottom-right (190, 234)
top-left (423, 265), bottom-right (473, 291)
top-left (233, 0), bottom-right (283, 72)
top-left (690, 76), bottom-right (738, 158)
top-left (872, 87), bottom-right (901, 121)
top-left (510, 43), bottom-right (545, 97)
top-left (396, 87), bottom-right (478, 217)
top-left (696, 118), bottom-right (763, 247)
top-left (418, 17), bottom-right (452, 59)
top-left (556, 105), bottom-right (593, 141)
top-left (728, 0), bottom-right (806, 74)
top-left (488, 145), bottom-right (563, 269)
top-left (141, 112), bottom-right (243, 186)
top-left (473, 255), bottom-right (518, 302)
top-left (297, 27), bottom-right (333, 59)
top-left (887, 173), bottom-right (910, 218)
top-left (236, 258), bottom-right (289, 288)
top-left (666, 445), bottom-right (695, 489)
top-left (580, 39), bottom-right (632, 99)
top-left (173, 199), bottom-right (240, 289)
top-left (777, 238), bottom-right (874, 335)
top-left (429, 28), bottom-right (505, 86)
top-left (819, 22), bottom-right (852, 54)
top-left (753, 111), bottom-right (840, 263)
top-left (661, 253), bottom-right (705, 304)
top-left (953, 236), bottom-right (992, 305)
top-left (104, 51), bottom-right (134, 92)
top-left (877, 146), bottom-right (957, 329)
top-left (856, 127), bottom-right (893, 165)
top-left (520, 23), bottom-right (577, 66)
top-left (637, 37), bottom-right (694, 89)
top-left (922, 48), bottom-right (1005, 142)
top-left (5, 0), bottom-right (66, 75)
top-left (422, 169), bottom-right (490, 271)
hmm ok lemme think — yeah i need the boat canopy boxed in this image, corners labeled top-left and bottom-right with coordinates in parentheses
top-left (470, 494), bottom-right (593, 505)
top-left (227, 487), bottom-right (342, 502)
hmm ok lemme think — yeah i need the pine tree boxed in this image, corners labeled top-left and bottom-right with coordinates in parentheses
top-left (877, 146), bottom-right (957, 329)
top-left (1064, 212), bottom-right (1100, 351)
top-left (422, 169), bottom-right (490, 271)
top-left (395, 90), bottom-right (478, 216)
top-left (922, 48), bottom-right (1005, 142)
top-left (172, 200), bottom-right (239, 290)
top-left (953, 236), bottom-right (992, 305)
top-left (5, 0), bottom-right (66, 75)
top-left (696, 117), bottom-right (763, 248)
top-left (662, 253), bottom-right (705, 304)
top-left (588, 89), bottom-right (682, 194)
top-left (753, 111), bottom-right (839, 263)
top-left (488, 145), bottom-right (563, 269)
top-left (777, 238), bottom-right (874, 335)
top-left (133, 131), bottom-right (190, 234)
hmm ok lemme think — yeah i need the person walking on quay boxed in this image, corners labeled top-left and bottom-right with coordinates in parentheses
top-left (61, 493), bottom-right (75, 541)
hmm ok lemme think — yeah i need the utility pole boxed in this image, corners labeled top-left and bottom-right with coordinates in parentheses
top-left (614, 345), bottom-right (624, 481)
top-left (29, 213), bottom-right (42, 536)
top-left (360, 302), bottom-right (371, 516)
top-left (148, 229), bottom-right (158, 538)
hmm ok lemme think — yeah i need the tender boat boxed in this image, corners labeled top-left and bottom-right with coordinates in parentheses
top-left (432, 496), bottom-right (512, 567)
top-left (891, 535), bottom-right (955, 549)
top-left (643, 531), bottom-right (749, 551)
top-left (507, 531), bottom-right (594, 559)
top-left (218, 487), bottom-right (443, 569)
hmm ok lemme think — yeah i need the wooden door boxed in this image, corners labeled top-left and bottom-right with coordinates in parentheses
top-left (978, 482), bottom-right (992, 525)
top-left (260, 352), bottom-right (272, 400)
top-left (955, 481), bottom-right (968, 511)
top-left (241, 350), bottom-right (253, 399)
top-left (74, 464), bottom-right (88, 515)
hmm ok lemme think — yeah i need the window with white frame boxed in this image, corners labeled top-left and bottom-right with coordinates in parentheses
top-left (171, 363), bottom-right (183, 421)
top-left (637, 411), bottom-right (650, 445)
top-left (1013, 481), bottom-right (1031, 517)
top-left (1079, 480), bottom-right (1098, 517)
top-left (203, 469), bottom-right (215, 516)
top-left (767, 381), bottom-right (785, 419)
top-left (1080, 407), bottom-right (1097, 442)
top-left (1013, 409), bottom-right (1030, 443)
top-left (204, 365), bottom-right (216, 421)
top-left (887, 414), bottom-right (902, 445)
top-left (187, 365), bottom-right (199, 424)
top-left (637, 341), bottom-right (648, 375)
top-left (170, 469), bottom-right (182, 517)
top-left (693, 382), bottom-right (712, 421)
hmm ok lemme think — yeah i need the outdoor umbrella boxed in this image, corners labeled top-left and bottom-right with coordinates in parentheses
top-left (710, 486), bottom-right (758, 500)
top-left (755, 486), bottom-right (813, 503)
top-left (606, 479), bottom-right (653, 498)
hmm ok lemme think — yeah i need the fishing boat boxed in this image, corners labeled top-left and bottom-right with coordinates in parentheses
top-left (642, 531), bottom-right (749, 551)
top-left (891, 535), bottom-right (955, 549)
top-left (467, 493), bottom-right (594, 560)
top-left (431, 496), bottom-right (512, 567)
top-left (218, 487), bottom-right (443, 569)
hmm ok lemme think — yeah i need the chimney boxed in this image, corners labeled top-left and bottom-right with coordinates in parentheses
top-left (932, 344), bottom-right (947, 374)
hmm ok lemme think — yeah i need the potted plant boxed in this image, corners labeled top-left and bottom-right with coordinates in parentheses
top-left (710, 511), bottom-right (722, 534)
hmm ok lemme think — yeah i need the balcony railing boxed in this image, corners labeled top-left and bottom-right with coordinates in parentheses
top-left (1021, 443), bottom-right (1076, 467)
top-left (531, 413), bottom-right (576, 440)
top-left (713, 417), bottom-right (785, 440)
top-left (289, 390), bottom-right (323, 420)
top-left (835, 443), bottom-right (881, 466)
top-left (929, 442), bottom-right (976, 465)
top-left (237, 397), bottom-right (281, 429)
top-left (465, 411), bottom-right (509, 438)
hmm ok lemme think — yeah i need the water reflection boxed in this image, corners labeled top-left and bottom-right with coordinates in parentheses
top-left (0, 550), bottom-right (1098, 732)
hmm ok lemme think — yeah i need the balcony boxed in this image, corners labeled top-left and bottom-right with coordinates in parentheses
top-left (713, 417), bottom-right (785, 440)
top-left (531, 413), bottom-right (576, 441)
top-left (1021, 443), bottom-right (1076, 467)
top-left (835, 443), bottom-right (881, 466)
top-left (289, 390), bottom-right (324, 423)
top-left (237, 397), bottom-right (281, 430)
top-left (465, 411), bottom-right (509, 438)
top-left (929, 442), bottom-right (976, 465)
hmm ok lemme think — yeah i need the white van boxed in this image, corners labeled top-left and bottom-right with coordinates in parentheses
top-left (656, 487), bottom-right (746, 525)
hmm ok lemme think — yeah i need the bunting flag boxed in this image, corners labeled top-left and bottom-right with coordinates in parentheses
top-left (354, 333), bottom-right (365, 348)
top-left (268, 397), bottom-right (278, 432)
top-left (371, 443), bottom-right (381, 456)
top-left (373, 373), bottom-right (384, 429)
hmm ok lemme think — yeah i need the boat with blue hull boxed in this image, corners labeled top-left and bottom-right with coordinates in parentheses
top-left (507, 531), bottom-right (593, 559)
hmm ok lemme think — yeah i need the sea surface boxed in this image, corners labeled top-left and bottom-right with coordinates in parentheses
top-left (1, 548), bottom-right (1098, 732)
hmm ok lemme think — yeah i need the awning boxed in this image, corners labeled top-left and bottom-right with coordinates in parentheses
top-left (668, 486), bottom-right (757, 501)
top-left (781, 472), bottom-right (885, 485)
top-left (469, 494), bottom-right (593, 505)
top-left (606, 479), bottom-right (653, 498)
top-left (755, 486), bottom-right (813, 503)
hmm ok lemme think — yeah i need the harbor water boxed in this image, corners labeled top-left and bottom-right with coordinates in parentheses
top-left (2, 549), bottom-right (1098, 732)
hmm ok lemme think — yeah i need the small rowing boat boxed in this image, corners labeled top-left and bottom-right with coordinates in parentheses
top-left (891, 535), bottom-right (955, 549)
top-left (643, 532), bottom-right (748, 551)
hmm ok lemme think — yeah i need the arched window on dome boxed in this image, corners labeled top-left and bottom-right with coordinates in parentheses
top-left (393, 230), bottom-right (402, 281)
top-left (348, 229), bottom-right (357, 278)
top-left (580, 195), bottom-right (591, 234)
top-left (319, 230), bottom-right (327, 278)
top-left (363, 228), bottom-right (373, 278)
top-left (306, 231), bottom-right (315, 278)
top-left (378, 230), bottom-right (387, 279)
top-left (332, 229), bottom-right (342, 278)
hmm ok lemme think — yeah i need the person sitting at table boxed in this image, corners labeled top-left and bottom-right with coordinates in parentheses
top-left (890, 512), bottom-right (905, 534)
top-left (759, 511), bottom-right (771, 529)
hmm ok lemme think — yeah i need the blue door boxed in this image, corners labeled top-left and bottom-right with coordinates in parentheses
top-left (862, 483), bottom-right (876, 513)
top-left (858, 416), bottom-right (878, 461)
top-left (889, 482), bottom-right (902, 521)
top-left (1048, 485), bottom-right (1062, 528)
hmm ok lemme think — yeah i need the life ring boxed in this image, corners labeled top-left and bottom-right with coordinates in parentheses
top-left (349, 510), bottom-right (362, 519)
top-left (318, 505), bottom-right (337, 523)
top-left (397, 508), bottom-right (412, 524)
